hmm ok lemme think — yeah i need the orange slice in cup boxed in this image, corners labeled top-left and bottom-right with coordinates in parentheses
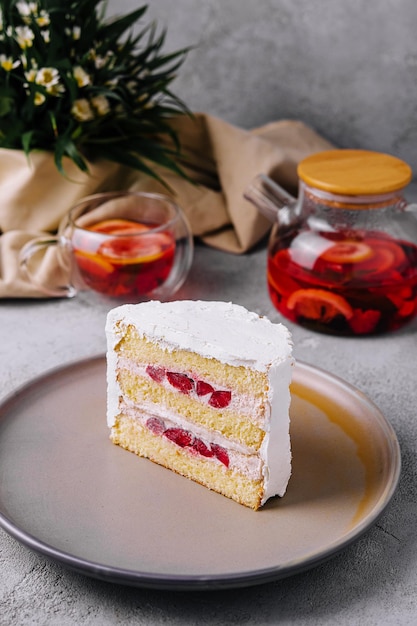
top-left (287, 288), bottom-right (354, 322)
top-left (89, 219), bottom-right (151, 235)
top-left (74, 249), bottom-right (114, 276)
top-left (98, 232), bottom-right (173, 265)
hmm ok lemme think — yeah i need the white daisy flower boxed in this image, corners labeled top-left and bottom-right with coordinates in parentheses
top-left (71, 98), bottom-right (94, 122)
top-left (15, 25), bottom-right (35, 49)
top-left (47, 82), bottom-right (65, 96)
top-left (91, 95), bottom-right (110, 116)
top-left (94, 55), bottom-right (107, 69)
top-left (25, 68), bottom-right (37, 82)
top-left (73, 66), bottom-right (90, 88)
top-left (65, 26), bottom-right (81, 41)
top-left (16, 2), bottom-right (36, 18)
top-left (34, 92), bottom-right (46, 106)
top-left (0, 55), bottom-right (20, 72)
top-left (36, 11), bottom-right (50, 28)
top-left (36, 67), bottom-right (60, 89)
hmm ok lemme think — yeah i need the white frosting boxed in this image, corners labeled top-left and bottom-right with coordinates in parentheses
top-left (106, 300), bottom-right (292, 370)
top-left (260, 356), bottom-right (293, 503)
top-left (105, 300), bottom-right (293, 505)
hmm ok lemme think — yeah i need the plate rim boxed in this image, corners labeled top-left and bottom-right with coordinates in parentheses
top-left (0, 355), bottom-right (402, 590)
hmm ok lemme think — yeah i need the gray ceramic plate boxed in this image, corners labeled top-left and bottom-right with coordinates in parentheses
top-left (0, 356), bottom-right (401, 590)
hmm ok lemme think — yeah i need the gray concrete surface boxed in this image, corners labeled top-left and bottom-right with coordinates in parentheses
top-left (1, 241), bottom-right (417, 625)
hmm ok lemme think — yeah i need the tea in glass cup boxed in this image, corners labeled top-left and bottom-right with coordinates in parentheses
top-left (20, 191), bottom-right (193, 301)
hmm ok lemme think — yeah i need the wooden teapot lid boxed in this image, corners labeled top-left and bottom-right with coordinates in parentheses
top-left (297, 149), bottom-right (412, 195)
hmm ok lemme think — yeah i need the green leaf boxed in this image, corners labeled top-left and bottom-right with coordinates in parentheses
top-left (100, 7), bottom-right (149, 42)
top-left (54, 136), bottom-right (89, 176)
top-left (0, 96), bottom-right (14, 117)
top-left (21, 130), bottom-right (35, 155)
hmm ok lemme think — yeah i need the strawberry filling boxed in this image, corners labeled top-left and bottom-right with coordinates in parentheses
top-left (166, 371), bottom-right (194, 394)
top-left (143, 367), bottom-right (233, 468)
top-left (209, 390), bottom-right (232, 408)
top-left (145, 418), bottom-right (230, 467)
top-left (146, 365), bottom-right (166, 383)
top-left (146, 367), bottom-right (232, 408)
top-left (196, 380), bottom-right (214, 396)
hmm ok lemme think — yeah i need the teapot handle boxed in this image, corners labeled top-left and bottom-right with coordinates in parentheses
top-left (405, 202), bottom-right (417, 215)
top-left (244, 174), bottom-right (298, 223)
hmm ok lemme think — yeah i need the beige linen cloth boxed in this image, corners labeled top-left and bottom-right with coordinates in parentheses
top-left (0, 112), bottom-right (332, 298)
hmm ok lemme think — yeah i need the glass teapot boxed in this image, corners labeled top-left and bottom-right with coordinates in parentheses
top-left (244, 149), bottom-right (417, 335)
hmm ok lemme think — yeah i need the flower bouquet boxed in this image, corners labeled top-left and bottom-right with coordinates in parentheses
top-left (0, 0), bottom-right (190, 184)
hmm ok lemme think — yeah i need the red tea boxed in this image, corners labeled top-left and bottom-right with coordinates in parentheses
top-left (72, 218), bottom-right (175, 298)
top-left (267, 229), bottom-right (417, 335)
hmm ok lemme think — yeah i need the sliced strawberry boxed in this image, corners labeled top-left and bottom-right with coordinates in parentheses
top-left (349, 309), bottom-right (381, 334)
top-left (146, 365), bottom-right (166, 383)
top-left (196, 380), bottom-right (214, 396)
top-left (395, 297), bottom-right (416, 317)
top-left (166, 372), bottom-right (194, 394)
top-left (211, 444), bottom-right (230, 467)
top-left (164, 428), bottom-right (193, 447)
top-left (193, 438), bottom-right (214, 457)
top-left (209, 390), bottom-right (232, 408)
top-left (146, 417), bottom-right (165, 435)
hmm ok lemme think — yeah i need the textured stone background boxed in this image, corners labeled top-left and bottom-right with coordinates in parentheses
top-left (111, 0), bottom-right (417, 177)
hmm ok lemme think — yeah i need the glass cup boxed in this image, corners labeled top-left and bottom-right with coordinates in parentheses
top-left (20, 190), bottom-right (194, 301)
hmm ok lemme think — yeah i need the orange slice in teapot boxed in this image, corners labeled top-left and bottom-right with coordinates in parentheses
top-left (320, 241), bottom-right (373, 264)
top-left (365, 237), bottom-right (407, 268)
top-left (287, 288), bottom-right (354, 322)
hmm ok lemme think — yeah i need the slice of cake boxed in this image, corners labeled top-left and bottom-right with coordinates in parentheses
top-left (105, 300), bottom-right (294, 510)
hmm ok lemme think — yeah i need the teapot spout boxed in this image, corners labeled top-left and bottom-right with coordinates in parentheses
top-left (244, 174), bottom-right (298, 225)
